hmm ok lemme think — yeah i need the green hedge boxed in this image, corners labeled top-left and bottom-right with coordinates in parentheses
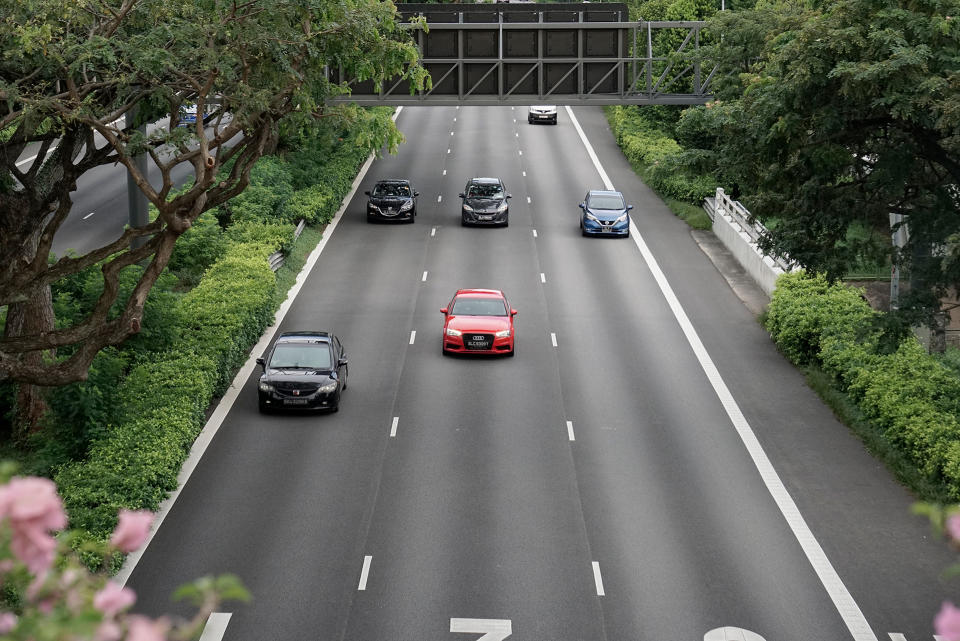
top-left (766, 271), bottom-right (960, 497)
top-left (55, 242), bottom-right (275, 544)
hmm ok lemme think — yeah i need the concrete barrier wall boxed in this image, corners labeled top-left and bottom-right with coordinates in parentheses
top-left (710, 196), bottom-right (786, 297)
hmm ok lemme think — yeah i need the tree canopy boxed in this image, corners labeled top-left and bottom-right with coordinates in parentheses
top-left (683, 0), bottom-right (960, 326)
top-left (0, 0), bottom-right (427, 387)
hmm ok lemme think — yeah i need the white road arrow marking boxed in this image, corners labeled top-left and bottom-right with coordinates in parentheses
top-left (450, 618), bottom-right (512, 640)
top-left (198, 613), bottom-right (231, 641)
top-left (704, 627), bottom-right (766, 641)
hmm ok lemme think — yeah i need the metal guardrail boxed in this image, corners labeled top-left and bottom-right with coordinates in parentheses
top-left (268, 219), bottom-right (308, 273)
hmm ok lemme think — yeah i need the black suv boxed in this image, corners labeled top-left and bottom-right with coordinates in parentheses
top-left (459, 177), bottom-right (511, 227)
top-left (365, 179), bottom-right (418, 223)
top-left (256, 332), bottom-right (348, 413)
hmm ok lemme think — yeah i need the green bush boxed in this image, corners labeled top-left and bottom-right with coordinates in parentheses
top-left (168, 211), bottom-right (229, 286)
top-left (765, 271), bottom-right (877, 365)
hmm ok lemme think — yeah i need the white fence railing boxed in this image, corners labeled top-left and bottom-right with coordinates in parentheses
top-left (268, 219), bottom-right (308, 273)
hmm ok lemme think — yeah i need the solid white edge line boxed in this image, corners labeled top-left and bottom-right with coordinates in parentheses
top-left (198, 613), bottom-right (232, 641)
top-left (358, 555), bottom-right (372, 590)
top-left (551, 332), bottom-right (558, 347)
top-left (566, 105), bottom-right (878, 641)
top-left (390, 416), bottom-right (399, 438)
top-left (566, 420), bottom-right (575, 441)
top-left (114, 106), bottom-right (404, 587)
top-left (409, 330), bottom-right (416, 345)
top-left (887, 635), bottom-right (906, 641)
top-left (592, 561), bottom-right (605, 596)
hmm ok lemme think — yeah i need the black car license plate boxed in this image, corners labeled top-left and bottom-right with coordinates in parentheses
top-left (284, 399), bottom-right (309, 405)
top-left (466, 336), bottom-right (491, 349)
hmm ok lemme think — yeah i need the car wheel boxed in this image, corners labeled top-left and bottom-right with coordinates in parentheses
top-left (582, 227), bottom-right (589, 237)
top-left (502, 215), bottom-right (509, 228)
top-left (258, 401), bottom-right (270, 414)
top-left (528, 117), bottom-right (533, 124)
top-left (461, 217), bottom-right (468, 227)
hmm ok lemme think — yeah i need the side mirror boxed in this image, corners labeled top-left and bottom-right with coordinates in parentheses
top-left (414, 191), bottom-right (420, 197)
top-left (511, 309), bottom-right (518, 316)
top-left (506, 194), bottom-right (513, 199)
top-left (578, 203), bottom-right (586, 209)
top-left (440, 307), bottom-right (448, 314)
top-left (627, 204), bottom-right (634, 210)
top-left (458, 193), bottom-right (465, 198)
top-left (338, 358), bottom-right (349, 367)
top-left (256, 357), bottom-right (265, 369)
top-left (364, 190), bottom-right (370, 196)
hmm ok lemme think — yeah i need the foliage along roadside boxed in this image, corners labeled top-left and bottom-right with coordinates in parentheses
top-left (765, 272), bottom-right (960, 499)
top-left (48, 108), bottom-right (395, 567)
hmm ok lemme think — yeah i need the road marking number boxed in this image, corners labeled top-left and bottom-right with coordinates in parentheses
top-left (450, 618), bottom-right (512, 641)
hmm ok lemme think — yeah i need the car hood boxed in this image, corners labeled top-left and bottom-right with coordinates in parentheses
top-left (585, 207), bottom-right (628, 221)
top-left (369, 196), bottom-right (412, 206)
top-left (447, 316), bottom-right (511, 332)
top-left (464, 197), bottom-right (505, 211)
top-left (262, 368), bottom-right (334, 380)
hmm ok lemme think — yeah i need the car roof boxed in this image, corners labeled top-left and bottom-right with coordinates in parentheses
top-left (455, 288), bottom-right (505, 298)
top-left (467, 177), bottom-right (502, 184)
top-left (588, 189), bottom-right (624, 197)
top-left (276, 331), bottom-right (331, 343)
top-left (374, 179), bottom-right (411, 185)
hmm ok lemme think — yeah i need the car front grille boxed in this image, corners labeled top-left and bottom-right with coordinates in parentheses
top-left (275, 382), bottom-right (320, 396)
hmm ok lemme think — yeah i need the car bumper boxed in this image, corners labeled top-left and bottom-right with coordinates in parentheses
top-left (258, 390), bottom-right (339, 410)
top-left (368, 208), bottom-right (414, 221)
top-left (528, 113), bottom-right (557, 123)
top-left (582, 218), bottom-right (629, 236)
top-left (443, 334), bottom-right (514, 355)
top-left (462, 211), bottom-right (508, 225)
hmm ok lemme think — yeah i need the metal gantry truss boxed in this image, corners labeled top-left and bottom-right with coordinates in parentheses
top-left (329, 3), bottom-right (715, 107)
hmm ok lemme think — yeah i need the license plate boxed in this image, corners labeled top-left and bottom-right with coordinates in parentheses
top-left (284, 399), bottom-right (309, 405)
top-left (478, 215), bottom-right (492, 220)
top-left (467, 340), bottom-right (490, 349)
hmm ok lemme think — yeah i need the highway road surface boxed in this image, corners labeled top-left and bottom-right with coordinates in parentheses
top-left (122, 106), bottom-right (953, 641)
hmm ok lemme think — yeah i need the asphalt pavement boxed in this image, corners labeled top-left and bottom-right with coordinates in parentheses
top-left (122, 106), bottom-right (954, 641)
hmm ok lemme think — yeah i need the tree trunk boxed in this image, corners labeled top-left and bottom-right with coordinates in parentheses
top-left (4, 285), bottom-right (55, 438)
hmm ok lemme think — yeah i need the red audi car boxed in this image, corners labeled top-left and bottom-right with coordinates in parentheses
top-left (441, 289), bottom-right (517, 356)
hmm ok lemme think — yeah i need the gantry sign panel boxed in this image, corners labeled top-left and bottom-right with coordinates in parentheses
top-left (328, 3), bottom-right (715, 106)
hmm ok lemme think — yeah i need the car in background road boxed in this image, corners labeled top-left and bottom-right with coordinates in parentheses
top-left (459, 177), bottom-right (511, 227)
top-left (528, 105), bottom-right (558, 125)
top-left (256, 331), bottom-right (348, 413)
top-left (579, 189), bottom-right (633, 237)
top-left (441, 289), bottom-right (516, 357)
top-left (365, 179), bottom-right (418, 223)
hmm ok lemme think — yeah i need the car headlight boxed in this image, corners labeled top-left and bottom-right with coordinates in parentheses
top-left (399, 200), bottom-right (413, 211)
top-left (614, 214), bottom-right (628, 224)
top-left (259, 382), bottom-right (274, 392)
top-left (495, 329), bottom-right (512, 338)
top-left (319, 381), bottom-right (337, 393)
top-left (446, 328), bottom-right (462, 337)
top-left (496, 201), bottom-right (508, 213)
top-left (585, 212), bottom-right (600, 223)
top-left (462, 204), bottom-right (474, 212)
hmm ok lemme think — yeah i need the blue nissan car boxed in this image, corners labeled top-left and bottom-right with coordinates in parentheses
top-left (579, 190), bottom-right (633, 237)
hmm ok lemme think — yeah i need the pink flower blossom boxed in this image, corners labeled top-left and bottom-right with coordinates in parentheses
top-left (110, 510), bottom-right (153, 553)
top-left (96, 620), bottom-right (123, 641)
top-left (946, 514), bottom-right (960, 542)
top-left (125, 615), bottom-right (170, 641)
top-left (0, 477), bottom-right (67, 575)
top-left (94, 582), bottom-right (136, 617)
top-left (935, 601), bottom-right (960, 641)
top-left (0, 612), bottom-right (16, 633)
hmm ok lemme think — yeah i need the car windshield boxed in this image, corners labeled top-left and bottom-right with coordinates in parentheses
top-left (588, 194), bottom-right (625, 210)
top-left (373, 183), bottom-right (410, 197)
top-left (269, 343), bottom-right (332, 369)
top-left (451, 297), bottom-right (508, 316)
top-left (467, 183), bottom-right (503, 198)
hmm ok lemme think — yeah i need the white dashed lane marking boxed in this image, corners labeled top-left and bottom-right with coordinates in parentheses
top-left (431, 227), bottom-right (437, 237)
top-left (527, 196), bottom-right (531, 204)
top-left (592, 562), bottom-right (605, 596)
top-left (390, 417), bottom-right (399, 438)
top-left (532, 229), bottom-right (538, 238)
top-left (551, 333), bottom-right (558, 347)
top-left (437, 195), bottom-right (442, 203)
top-left (358, 556), bottom-right (372, 590)
top-left (82, 212), bottom-right (96, 220)
top-left (540, 273), bottom-right (546, 283)
top-left (197, 613), bottom-right (231, 641)
top-left (422, 271), bottom-right (428, 282)
top-left (566, 421), bottom-right (575, 441)
top-left (409, 331), bottom-right (416, 345)
top-left (443, 169), bottom-right (446, 176)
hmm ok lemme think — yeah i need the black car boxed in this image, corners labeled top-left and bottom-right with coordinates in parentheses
top-left (459, 177), bottom-right (512, 226)
top-left (256, 332), bottom-right (348, 413)
top-left (365, 179), bottom-right (418, 223)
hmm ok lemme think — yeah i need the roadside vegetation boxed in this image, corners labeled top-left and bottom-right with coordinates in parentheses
top-left (0, 107), bottom-right (396, 564)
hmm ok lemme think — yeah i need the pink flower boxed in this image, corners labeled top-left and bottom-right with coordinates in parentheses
top-left (94, 582), bottom-right (136, 616)
top-left (96, 620), bottom-right (123, 641)
top-left (0, 477), bottom-right (67, 575)
top-left (935, 601), bottom-right (960, 641)
top-left (125, 615), bottom-right (170, 641)
top-left (947, 514), bottom-right (960, 542)
top-left (0, 612), bottom-right (17, 633)
top-left (110, 510), bottom-right (153, 553)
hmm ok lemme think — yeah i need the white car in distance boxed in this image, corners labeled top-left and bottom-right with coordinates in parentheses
top-left (527, 105), bottom-right (558, 125)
